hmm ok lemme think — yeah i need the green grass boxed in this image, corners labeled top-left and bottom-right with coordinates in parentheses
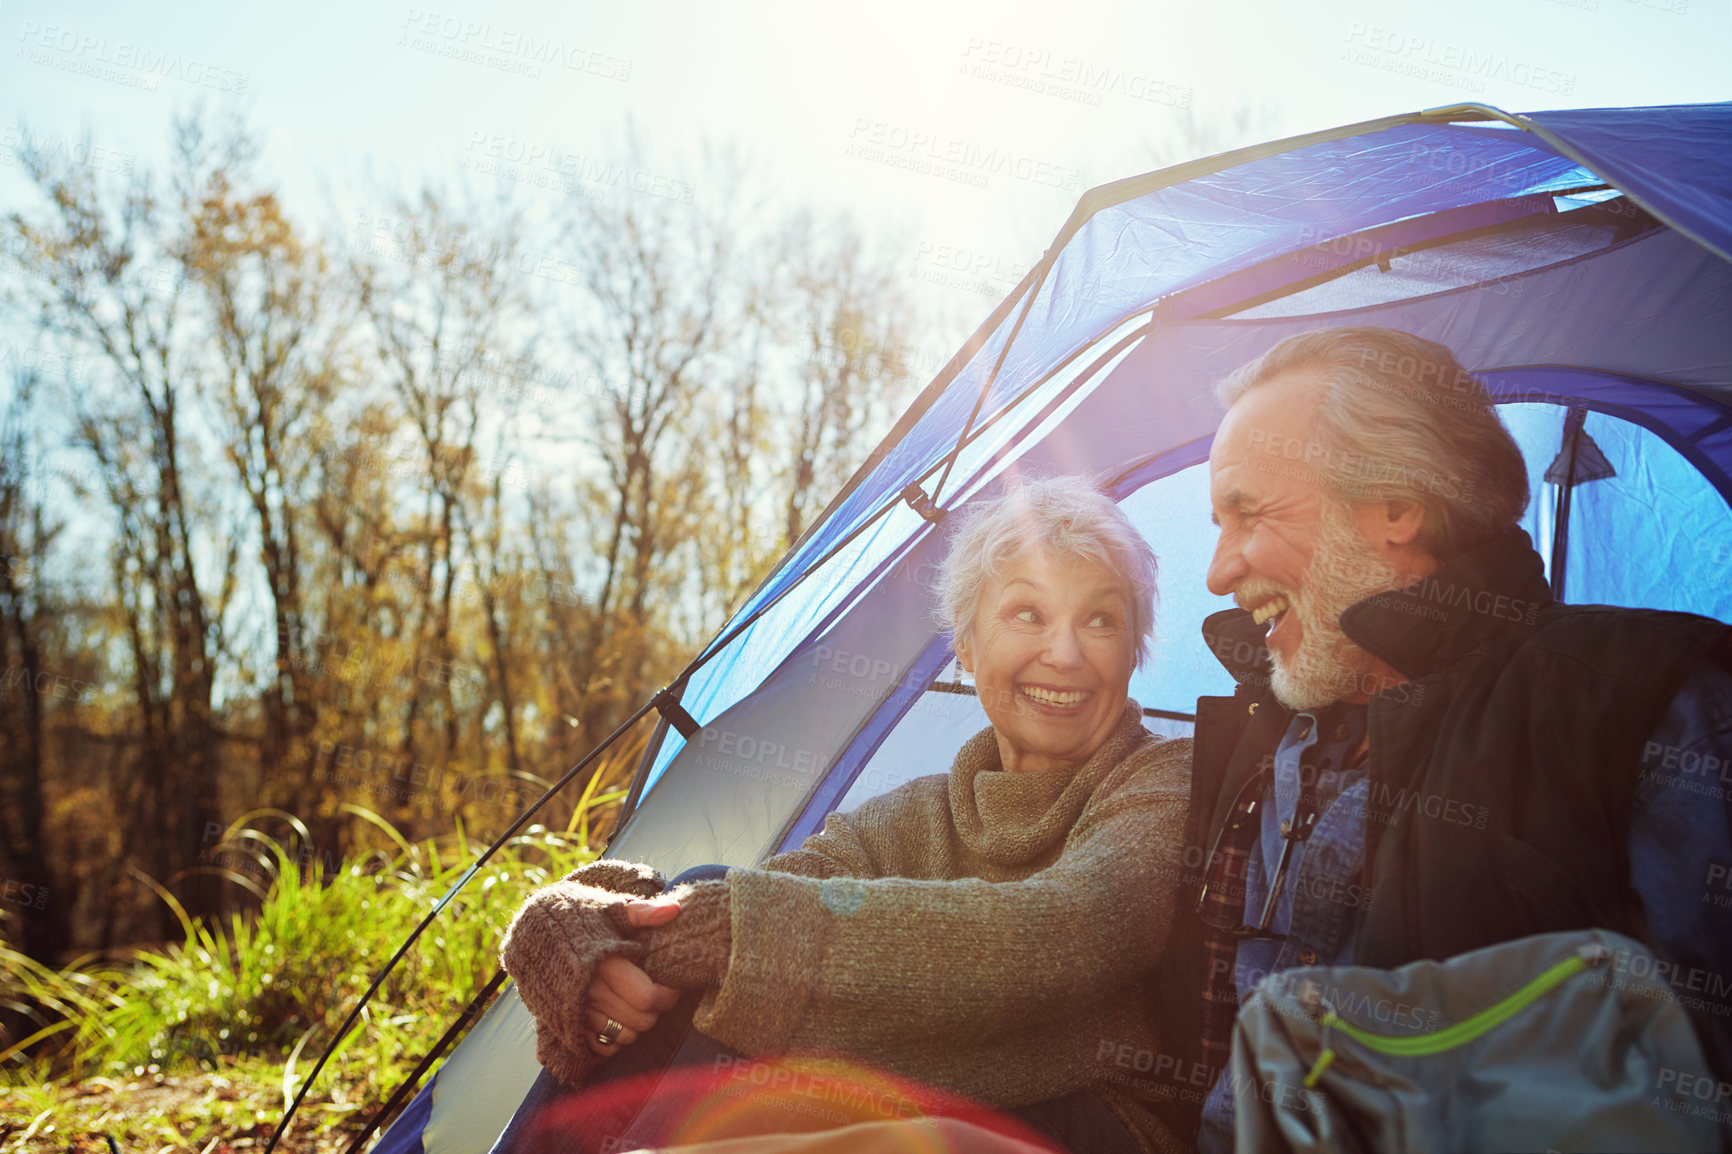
top-left (0, 766), bottom-right (631, 1151)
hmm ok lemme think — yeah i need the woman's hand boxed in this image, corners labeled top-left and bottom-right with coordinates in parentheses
top-left (583, 897), bottom-right (683, 1056)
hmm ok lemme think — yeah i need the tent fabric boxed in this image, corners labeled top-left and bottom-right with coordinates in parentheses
top-left (1522, 104), bottom-right (1732, 261)
top-left (373, 986), bottom-right (545, 1154)
top-left (375, 102), bottom-right (1731, 1153)
top-left (642, 106), bottom-right (1732, 801)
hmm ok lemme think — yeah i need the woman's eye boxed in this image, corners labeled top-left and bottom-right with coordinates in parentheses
top-left (1088, 613), bottom-right (1118, 629)
top-left (1013, 608), bottom-right (1039, 624)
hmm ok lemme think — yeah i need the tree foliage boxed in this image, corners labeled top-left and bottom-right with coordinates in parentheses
top-left (0, 114), bottom-right (929, 971)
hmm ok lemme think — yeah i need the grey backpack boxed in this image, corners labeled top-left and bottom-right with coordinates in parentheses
top-left (1232, 929), bottom-right (1729, 1153)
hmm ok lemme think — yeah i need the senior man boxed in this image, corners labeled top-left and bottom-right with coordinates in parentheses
top-left (1149, 327), bottom-right (1732, 1151)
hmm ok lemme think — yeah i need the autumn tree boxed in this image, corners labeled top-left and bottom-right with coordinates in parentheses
top-left (5, 120), bottom-right (247, 933)
top-left (346, 189), bottom-right (532, 811)
top-left (0, 366), bottom-right (71, 964)
top-left (539, 149), bottom-right (753, 737)
top-left (183, 130), bottom-right (346, 812)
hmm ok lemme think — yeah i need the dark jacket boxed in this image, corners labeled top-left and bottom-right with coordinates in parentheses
top-left (1152, 528), bottom-right (1730, 1129)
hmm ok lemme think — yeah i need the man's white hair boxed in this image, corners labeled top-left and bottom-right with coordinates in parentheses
top-left (1217, 327), bottom-right (1529, 559)
top-left (938, 475), bottom-right (1159, 668)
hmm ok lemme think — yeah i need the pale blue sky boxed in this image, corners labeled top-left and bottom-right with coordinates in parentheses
top-left (3, 0), bottom-right (1726, 301)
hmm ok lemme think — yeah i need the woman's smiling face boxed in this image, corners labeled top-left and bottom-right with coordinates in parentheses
top-left (955, 546), bottom-right (1138, 775)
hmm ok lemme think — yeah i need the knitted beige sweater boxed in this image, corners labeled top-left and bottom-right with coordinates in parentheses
top-left (501, 702), bottom-right (1191, 1153)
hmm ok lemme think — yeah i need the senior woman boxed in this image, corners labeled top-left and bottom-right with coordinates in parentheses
top-left (496, 476), bottom-right (1192, 1154)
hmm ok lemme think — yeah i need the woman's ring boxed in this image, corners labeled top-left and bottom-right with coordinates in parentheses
top-left (597, 1017), bottom-right (625, 1046)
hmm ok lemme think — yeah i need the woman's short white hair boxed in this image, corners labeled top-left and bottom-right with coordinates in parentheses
top-left (938, 475), bottom-right (1159, 668)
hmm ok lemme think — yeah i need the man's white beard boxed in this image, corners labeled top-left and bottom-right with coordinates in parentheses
top-left (1268, 503), bottom-right (1403, 711)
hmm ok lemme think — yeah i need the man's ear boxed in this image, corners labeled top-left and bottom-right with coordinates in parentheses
top-left (954, 636), bottom-right (975, 674)
top-left (1357, 498), bottom-right (1443, 580)
top-left (1364, 498), bottom-right (1426, 548)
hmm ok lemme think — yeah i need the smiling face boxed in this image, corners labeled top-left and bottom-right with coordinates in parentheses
top-left (954, 546), bottom-right (1138, 775)
top-left (1206, 368), bottom-right (1432, 708)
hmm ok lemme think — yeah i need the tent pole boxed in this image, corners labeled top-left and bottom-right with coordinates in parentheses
top-left (617, 714), bottom-right (673, 828)
top-left (930, 241), bottom-right (1053, 506)
top-left (1549, 408), bottom-right (1586, 602)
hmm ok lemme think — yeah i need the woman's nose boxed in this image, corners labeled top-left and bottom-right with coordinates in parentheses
top-left (1044, 625), bottom-right (1084, 667)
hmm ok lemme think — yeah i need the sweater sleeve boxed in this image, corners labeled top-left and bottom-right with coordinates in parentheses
top-left (694, 738), bottom-right (1192, 1059)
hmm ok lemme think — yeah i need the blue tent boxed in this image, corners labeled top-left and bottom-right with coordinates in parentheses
top-left (351, 101), bottom-right (1732, 1153)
